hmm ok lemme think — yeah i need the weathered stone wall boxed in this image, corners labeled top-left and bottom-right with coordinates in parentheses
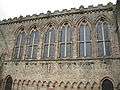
top-left (0, 2), bottom-right (120, 90)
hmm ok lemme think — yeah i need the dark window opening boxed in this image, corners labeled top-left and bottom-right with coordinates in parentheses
top-left (102, 79), bottom-right (114, 90)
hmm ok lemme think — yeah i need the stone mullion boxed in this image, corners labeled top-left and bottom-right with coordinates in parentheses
top-left (92, 23), bottom-right (98, 58)
top-left (37, 29), bottom-right (43, 60)
top-left (72, 26), bottom-right (77, 59)
top-left (55, 28), bottom-right (59, 59)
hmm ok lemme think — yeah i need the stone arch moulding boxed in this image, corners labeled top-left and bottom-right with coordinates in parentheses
top-left (41, 20), bottom-right (58, 32)
top-left (27, 23), bottom-right (39, 33)
top-left (59, 19), bottom-right (74, 28)
top-left (14, 25), bottom-right (25, 37)
top-left (100, 77), bottom-right (114, 90)
top-left (75, 16), bottom-right (93, 28)
top-left (3, 75), bottom-right (13, 90)
top-left (94, 14), bottom-right (112, 25)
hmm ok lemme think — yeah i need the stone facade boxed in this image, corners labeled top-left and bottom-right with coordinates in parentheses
top-left (0, 1), bottom-right (120, 90)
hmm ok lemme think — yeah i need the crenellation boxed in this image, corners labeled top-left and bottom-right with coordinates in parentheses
top-left (0, 1), bottom-right (120, 90)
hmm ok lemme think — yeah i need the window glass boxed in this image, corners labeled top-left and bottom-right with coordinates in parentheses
top-left (97, 22), bottom-right (103, 40)
top-left (14, 32), bottom-right (26, 59)
top-left (98, 42), bottom-right (104, 56)
top-left (67, 26), bottom-right (72, 42)
top-left (50, 44), bottom-right (55, 58)
top-left (105, 42), bottom-right (111, 56)
top-left (32, 45), bottom-right (38, 59)
top-left (44, 45), bottom-right (48, 58)
top-left (103, 22), bottom-right (109, 41)
top-left (34, 31), bottom-right (40, 44)
top-left (80, 24), bottom-right (84, 41)
top-left (60, 44), bottom-right (65, 58)
top-left (86, 25), bottom-right (91, 41)
top-left (66, 44), bottom-right (72, 57)
top-left (80, 43), bottom-right (84, 57)
top-left (86, 42), bottom-right (92, 57)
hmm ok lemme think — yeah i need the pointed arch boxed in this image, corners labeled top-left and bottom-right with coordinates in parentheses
top-left (85, 82), bottom-right (91, 90)
top-left (53, 81), bottom-right (58, 87)
top-left (78, 82), bottom-right (84, 90)
top-left (59, 21), bottom-right (73, 58)
top-left (4, 75), bottom-right (13, 90)
top-left (13, 28), bottom-right (26, 59)
top-left (76, 16), bottom-right (93, 28)
top-left (42, 20), bottom-right (58, 31)
top-left (14, 25), bottom-right (25, 37)
top-left (59, 81), bottom-right (65, 87)
top-left (91, 82), bottom-right (99, 90)
top-left (71, 82), bottom-right (77, 88)
top-left (17, 80), bottom-right (22, 90)
top-left (96, 18), bottom-right (111, 57)
top-left (26, 26), bottom-right (40, 59)
top-left (47, 81), bottom-right (53, 88)
top-left (43, 23), bottom-right (56, 59)
top-left (77, 18), bottom-right (92, 57)
top-left (59, 19), bottom-right (74, 28)
top-left (65, 81), bottom-right (71, 88)
top-left (95, 15), bottom-right (112, 25)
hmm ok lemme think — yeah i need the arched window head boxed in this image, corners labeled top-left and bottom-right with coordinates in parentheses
top-left (26, 29), bottom-right (40, 59)
top-left (96, 20), bottom-right (111, 57)
top-left (102, 79), bottom-right (114, 90)
top-left (78, 20), bottom-right (92, 57)
top-left (14, 31), bottom-right (26, 59)
top-left (4, 76), bottom-right (13, 90)
top-left (59, 23), bottom-right (72, 58)
top-left (43, 26), bottom-right (55, 58)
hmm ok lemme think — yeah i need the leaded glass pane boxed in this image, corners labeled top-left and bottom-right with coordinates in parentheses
top-left (97, 22), bottom-right (103, 40)
top-left (34, 31), bottom-right (40, 44)
top-left (60, 27), bottom-right (65, 42)
top-left (19, 47), bottom-right (23, 59)
top-left (66, 44), bottom-right (72, 57)
top-left (103, 22), bottom-right (109, 41)
top-left (67, 26), bottom-right (72, 42)
top-left (50, 44), bottom-right (55, 58)
top-left (80, 24), bottom-right (84, 41)
top-left (60, 44), bottom-right (65, 58)
top-left (21, 32), bottom-right (26, 45)
top-left (80, 43), bottom-right (84, 57)
top-left (32, 45), bottom-right (38, 59)
top-left (86, 25), bottom-right (91, 41)
top-left (50, 30), bottom-right (55, 43)
top-left (44, 45), bottom-right (48, 58)
top-left (98, 42), bottom-right (104, 56)
top-left (105, 42), bottom-right (111, 56)
top-left (86, 42), bottom-right (92, 57)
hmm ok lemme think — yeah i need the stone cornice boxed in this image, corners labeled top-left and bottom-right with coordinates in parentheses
top-left (0, 2), bottom-right (115, 25)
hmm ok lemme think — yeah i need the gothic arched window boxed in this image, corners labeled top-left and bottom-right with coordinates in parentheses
top-left (26, 29), bottom-right (40, 59)
top-left (96, 20), bottom-right (111, 56)
top-left (4, 76), bottom-right (13, 90)
top-left (78, 21), bottom-right (92, 57)
top-left (43, 26), bottom-right (55, 58)
top-left (59, 23), bottom-right (72, 58)
top-left (14, 31), bottom-right (26, 59)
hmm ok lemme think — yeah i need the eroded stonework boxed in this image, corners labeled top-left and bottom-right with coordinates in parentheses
top-left (0, 1), bottom-right (120, 90)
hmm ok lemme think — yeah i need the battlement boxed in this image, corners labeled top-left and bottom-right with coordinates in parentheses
top-left (0, 2), bottom-right (114, 25)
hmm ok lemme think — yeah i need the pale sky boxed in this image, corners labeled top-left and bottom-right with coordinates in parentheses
top-left (0, 0), bottom-right (116, 20)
